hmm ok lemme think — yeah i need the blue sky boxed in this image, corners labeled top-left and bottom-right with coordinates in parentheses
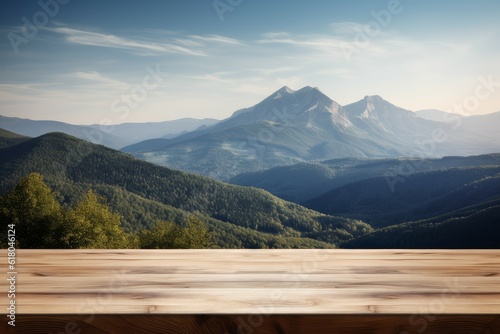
top-left (0, 0), bottom-right (499, 124)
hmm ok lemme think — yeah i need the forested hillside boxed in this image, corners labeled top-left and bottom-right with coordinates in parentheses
top-left (304, 166), bottom-right (500, 228)
top-left (230, 155), bottom-right (500, 203)
top-left (0, 173), bottom-right (213, 249)
top-left (0, 128), bottom-right (30, 149)
top-left (342, 200), bottom-right (500, 248)
top-left (0, 130), bottom-right (371, 248)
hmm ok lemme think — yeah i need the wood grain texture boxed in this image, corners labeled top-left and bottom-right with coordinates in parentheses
top-left (3, 315), bottom-right (500, 334)
top-left (1, 249), bottom-right (500, 314)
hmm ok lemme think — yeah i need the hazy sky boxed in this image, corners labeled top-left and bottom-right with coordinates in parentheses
top-left (1, 0), bottom-right (499, 124)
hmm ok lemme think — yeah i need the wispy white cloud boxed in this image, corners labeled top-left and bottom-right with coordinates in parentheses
top-left (46, 26), bottom-right (246, 58)
top-left (330, 21), bottom-right (367, 34)
top-left (72, 71), bottom-right (130, 90)
top-left (49, 27), bottom-right (207, 56)
top-left (261, 32), bottom-right (290, 39)
top-left (253, 66), bottom-right (303, 75)
top-left (186, 73), bottom-right (235, 84)
top-left (256, 33), bottom-right (348, 58)
top-left (258, 35), bottom-right (345, 48)
top-left (188, 34), bottom-right (243, 45)
top-left (257, 29), bottom-right (453, 64)
top-left (0, 82), bottom-right (110, 114)
top-left (173, 38), bottom-right (203, 47)
top-left (2, 19), bottom-right (499, 124)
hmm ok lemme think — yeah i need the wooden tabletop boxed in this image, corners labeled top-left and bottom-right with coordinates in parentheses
top-left (2, 249), bottom-right (500, 314)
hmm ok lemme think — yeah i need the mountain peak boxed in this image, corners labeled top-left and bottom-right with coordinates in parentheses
top-left (294, 86), bottom-right (323, 95)
top-left (345, 95), bottom-right (415, 120)
top-left (264, 86), bottom-right (296, 101)
top-left (269, 86), bottom-right (295, 98)
top-left (362, 95), bottom-right (386, 112)
top-left (278, 86), bottom-right (295, 94)
top-left (364, 94), bottom-right (383, 99)
top-left (363, 95), bottom-right (384, 103)
top-left (270, 86), bottom-right (327, 100)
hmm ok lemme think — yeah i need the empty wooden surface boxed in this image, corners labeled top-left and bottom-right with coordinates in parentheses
top-left (1, 249), bottom-right (500, 314)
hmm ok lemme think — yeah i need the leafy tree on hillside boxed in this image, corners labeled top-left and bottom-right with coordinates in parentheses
top-left (178, 216), bottom-right (214, 248)
top-left (0, 173), bottom-right (215, 249)
top-left (139, 216), bottom-right (213, 249)
top-left (63, 190), bottom-right (129, 249)
top-left (0, 173), bottom-right (64, 248)
top-left (139, 221), bottom-right (182, 249)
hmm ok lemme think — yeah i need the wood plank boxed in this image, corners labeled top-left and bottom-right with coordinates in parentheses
top-left (3, 315), bottom-right (500, 334)
top-left (2, 250), bottom-right (500, 314)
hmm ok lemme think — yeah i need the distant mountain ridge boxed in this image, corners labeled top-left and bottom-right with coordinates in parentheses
top-left (123, 86), bottom-right (500, 179)
top-left (0, 115), bottom-right (218, 149)
top-left (303, 165), bottom-right (500, 228)
top-left (3, 86), bottom-right (499, 180)
top-left (0, 128), bottom-right (30, 148)
top-left (415, 109), bottom-right (458, 122)
top-left (229, 154), bottom-right (500, 203)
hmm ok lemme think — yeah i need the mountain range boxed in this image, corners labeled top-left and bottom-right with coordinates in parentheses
top-left (121, 86), bottom-right (500, 180)
top-left (0, 115), bottom-right (218, 149)
top-left (3, 86), bottom-right (498, 181)
top-left (1, 85), bottom-right (499, 248)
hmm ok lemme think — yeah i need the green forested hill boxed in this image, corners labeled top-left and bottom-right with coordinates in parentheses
top-left (342, 199), bottom-right (500, 248)
top-left (0, 128), bottom-right (30, 148)
top-left (302, 165), bottom-right (500, 248)
top-left (0, 132), bottom-right (372, 248)
top-left (304, 166), bottom-right (500, 228)
top-left (230, 155), bottom-right (500, 203)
